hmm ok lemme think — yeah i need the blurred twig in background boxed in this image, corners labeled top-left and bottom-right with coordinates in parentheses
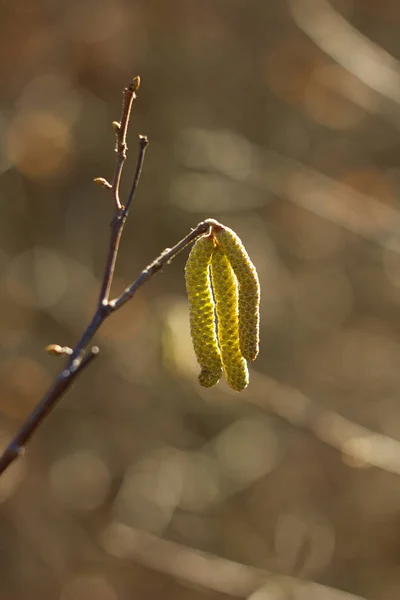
top-left (291, 0), bottom-right (400, 110)
top-left (248, 371), bottom-right (400, 477)
top-left (100, 525), bottom-right (366, 600)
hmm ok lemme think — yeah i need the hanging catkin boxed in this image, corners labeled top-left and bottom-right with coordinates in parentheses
top-left (214, 226), bottom-right (260, 361)
top-left (184, 235), bottom-right (223, 387)
top-left (211, 245), bottom-right (249, 392)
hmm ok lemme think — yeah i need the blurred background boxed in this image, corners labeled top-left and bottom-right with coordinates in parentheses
top-left (2, 0), bottom-right (400, 598)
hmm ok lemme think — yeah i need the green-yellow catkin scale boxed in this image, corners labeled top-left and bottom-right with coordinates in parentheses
top-left (215, 227), bottom-right (260, 361)
top-left (185, 236), bottom-right (223, 387)
top-left (211, 246), bottom-right (249, 392)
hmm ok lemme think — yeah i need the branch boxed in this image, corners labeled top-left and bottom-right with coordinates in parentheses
top-left (0, 76), bottom-right (222, 476)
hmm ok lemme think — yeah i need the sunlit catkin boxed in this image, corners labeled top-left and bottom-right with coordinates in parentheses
top-left (215, 226), bottom-right (260, 361)
top-left (211, 246), bottom-right (249, 392)
top-left (185, 236), bottom-right (223, 387)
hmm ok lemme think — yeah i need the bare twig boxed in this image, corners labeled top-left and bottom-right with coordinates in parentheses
top-left (96, 81), bottom-right (147, 310)
top-left (111, 75), bottom-right (141, 210)
top-left (248, 146), bottom-right (400, 254)
top-left (0, 77), bottom-right (220, 477)
top-left (123, 134), bottom-right (149, 218)
top-left (111, 218), bottom-right (220, 311)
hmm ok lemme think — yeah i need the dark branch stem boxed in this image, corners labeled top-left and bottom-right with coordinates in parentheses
top-left (96, 221), bottom-right (123, 310)
top-left (123, 135), bottom-right (149, 218)
top-left (69, 307), bottom-right (107, 362)
top-left (0, 347), bottom-right (99, 475)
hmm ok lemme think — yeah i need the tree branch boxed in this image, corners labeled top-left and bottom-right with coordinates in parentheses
top-left (0, 76), bottom-right (222, 477)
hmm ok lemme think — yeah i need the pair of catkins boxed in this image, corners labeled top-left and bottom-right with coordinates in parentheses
top-left (185, 224), bottom-right (260, 392)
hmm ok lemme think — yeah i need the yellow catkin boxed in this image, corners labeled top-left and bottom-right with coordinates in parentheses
top-left (185, 235), bottom-right (223, 387)
top-left (211, 246), bottom-right (249, 392)
top-left (215, 227), bottom-right (260, 361)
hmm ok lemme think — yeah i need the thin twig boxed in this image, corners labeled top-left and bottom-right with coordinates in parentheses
top-left (111, 76), bottom-right (141, 210)
top-left (0, 74), bottom-right (221, 476)
top-left (122, 135), bottom-right (149, 219)
top-left (87, 135), bottom-right (149, 319)
top-left (96, 82), bottom-right (148, 308)
top-left (111, 218), bottom-right (220, 311)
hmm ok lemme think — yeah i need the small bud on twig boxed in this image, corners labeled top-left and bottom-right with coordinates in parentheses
top-left (45, 344), bottom-right (73, 356)
top-left (94, 177), bottom-right (112, 190)
top-left (112, 121), bottom-right (121, 133)
top-left (131, 76), bottom-right (141, 92)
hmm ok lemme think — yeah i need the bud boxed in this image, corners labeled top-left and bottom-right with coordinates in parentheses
top-left (45, 344), bottom-right (72, 356)
top-left (93, 177), bottom-right (112, 189)
top-left (131, 76), bottom-right (141, 92)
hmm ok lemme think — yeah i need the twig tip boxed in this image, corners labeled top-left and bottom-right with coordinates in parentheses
top-left (138, 134), bottom-right (149, 147)
top-left (131, 75), bottom-right (141, 92)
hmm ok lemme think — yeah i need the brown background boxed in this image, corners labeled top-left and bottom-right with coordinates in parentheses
top-left (1, 1), bottom-right (400, 599)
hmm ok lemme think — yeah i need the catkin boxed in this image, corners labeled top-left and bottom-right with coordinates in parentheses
top-left (211, 245), bottom-right (249, 392)
top-left (185, 236), bottom-right (223, 387)
top-left (214, 227), bottom-right (260, 361)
